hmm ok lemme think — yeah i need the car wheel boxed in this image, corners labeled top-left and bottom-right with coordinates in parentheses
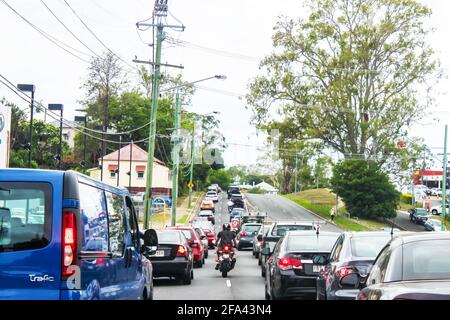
top-left (202, 256), bottom-right (206, 265)
top-left (265, 284), bottom-right (270, 300)
top-left (195, 260), bottom-right (203, 268)
top-left (237, 244), bottom-right (242, 251)
top-left (191, 270), bottom-right (194, 280)
top-left (205, 251), bottom-right (209, 258)
top-left (258, 256), bottom-right (262, 266)
top-left (183, 271), bottom-right (192, 285)
top-left (255, 252), bottom-right (259, 259)
top-left (261, 265), bottom-right (266, 277)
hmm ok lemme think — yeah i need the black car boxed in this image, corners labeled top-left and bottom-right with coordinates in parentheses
top-left (409, 208), bottom-right (430, 225)
top-left (147, 230), bottom-right (194, 285)
top-left (264, 231), bottom-right (340, 300)
top-left (237, 223), bottom-right (262, 250)
top-left (260, 221), bottom-right (315, 277)
top-left (316, 231), bottom-right (400, 300)
top-left (355, 232), bottom-right (450, 300)
top-left (227, 187), bottom-right (240, 199)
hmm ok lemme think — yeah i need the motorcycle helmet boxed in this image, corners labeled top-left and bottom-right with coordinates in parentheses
top-left (222, 223), bottom-right (231, 231)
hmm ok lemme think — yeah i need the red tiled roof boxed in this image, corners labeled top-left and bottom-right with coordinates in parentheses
top-left (108, 164), bottom-right (118, 171)
top-left (100, 144), bottom-right (165, 166)
top-left (136, 165), bottom-right (146, 171)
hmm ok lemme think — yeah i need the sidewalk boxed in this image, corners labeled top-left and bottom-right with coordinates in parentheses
top-left (138, 192), bottom-right (203, 230)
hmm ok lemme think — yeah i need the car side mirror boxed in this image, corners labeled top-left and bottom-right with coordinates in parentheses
top-left (257, 234), bottom-right (263, 241)
top-left (143, 229), bottom-right (158, 247)
top-left (201, 235), bottom-right (207, 240)
top-left (340, 273), bottom-right (360, 288)
top-left (262, 247), bottom-right (270, 256)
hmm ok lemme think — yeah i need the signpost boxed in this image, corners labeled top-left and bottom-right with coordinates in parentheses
top-left (0, 102), bottom-right (11, 168)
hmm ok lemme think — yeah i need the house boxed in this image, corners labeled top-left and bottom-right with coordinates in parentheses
top-left (51, 120), bottom-right (77, 149)
top-left (87, 143), bottom-right (172, 195)
top-left (255, 181), bottom-right (279, 195)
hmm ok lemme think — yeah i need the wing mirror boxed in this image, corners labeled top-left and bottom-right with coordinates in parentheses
top-left (257, 234), bottom-right (263, 241)
top-left (340, 273), bottom-right (360, 288)
top-left (313, 255), bottom-right (328, 265)
top-left (261, 247), bottom-right (271, 256)
top-left (143, 229), bottom-right (158, 247)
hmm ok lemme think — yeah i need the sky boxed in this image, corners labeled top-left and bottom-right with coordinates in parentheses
top-left (0, 0), bottom-right (449, 169)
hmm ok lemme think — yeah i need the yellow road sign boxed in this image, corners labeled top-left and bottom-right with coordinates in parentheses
top-left (187, 182), bottom-right (194, 189)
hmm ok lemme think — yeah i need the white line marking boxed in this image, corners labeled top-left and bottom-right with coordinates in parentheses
top-left (226, 280), bottom-right (231, 288)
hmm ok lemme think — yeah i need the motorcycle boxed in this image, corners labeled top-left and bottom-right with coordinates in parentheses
top-left (217, 244), bottom-right (236, 278)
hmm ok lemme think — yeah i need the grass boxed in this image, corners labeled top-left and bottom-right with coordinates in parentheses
top-left (283, 189), bottom-right (391, 232)
top-left (177, 214), bottom-right (188, 224)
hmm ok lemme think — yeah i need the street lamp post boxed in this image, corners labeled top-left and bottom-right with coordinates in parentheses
top-left (74, 115), bottom-right (88, 173)
top-left (17, 83), bottom-right (35, 168)
top-left (48, 104), bottom-right (64, 169)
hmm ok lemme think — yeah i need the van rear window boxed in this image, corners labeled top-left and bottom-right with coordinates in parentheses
top-left (0, 182), bottom-right (52, 252)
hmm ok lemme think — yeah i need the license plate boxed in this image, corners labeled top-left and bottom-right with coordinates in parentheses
top-left (313, 265), bottom-right (322, 272)
top-left (222, 254), bottom-right (229, 259)
top-left (154, 250), bottom-right (164, 257)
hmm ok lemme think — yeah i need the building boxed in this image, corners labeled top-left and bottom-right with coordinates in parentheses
top-left (413, 170), bottom-right (443, 189)
top-left (51, 120), bottom-right (77, 149)
top-left (0, 102), bottom-right (11, 168)
top-left (87, 143), bottom-right (172, 195)
top-left (255, 181), bottom-right (279, 195)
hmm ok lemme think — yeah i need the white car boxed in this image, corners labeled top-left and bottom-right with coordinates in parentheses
top-left (205, 191), bottom-right (219, 202)
top-left (132, 192), bottom-right (145, 203)
top-left (430, 204), bottom-right (450, 215)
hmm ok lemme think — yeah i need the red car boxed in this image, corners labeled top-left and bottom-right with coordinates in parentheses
top-left (167, 226), bottom-right (205, 267)
top-left (203, 227), bottom-right (216, 248)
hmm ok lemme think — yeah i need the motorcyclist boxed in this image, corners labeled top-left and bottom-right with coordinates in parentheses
top-left (215, 223), bottom-right (237, 270)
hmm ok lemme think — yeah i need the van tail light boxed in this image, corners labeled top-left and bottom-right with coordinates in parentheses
top-left (278, 257), bottom-right (302, 271)
top-left (239, 231), bottom-right (248, 237)
top-left (177, 245), bottom-right (188, 257)
top-left (62, 212), bottom-right (77, 277)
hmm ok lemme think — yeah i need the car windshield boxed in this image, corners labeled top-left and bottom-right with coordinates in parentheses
top-left (416, 209), bottom-right (428, 216)
top-left (179, 229), bottom-right (194, 240)
top-left (287, 235), bottom-right (339, 252)
top-left (157, 231), bottom-right (181, 243)
top-left (242, 224), bottom-right (261, 234)
top-left (272, 224), bottom-right (313, 236)
top-left (350, 236), bottom-right (391, 258)
top-left (403, 240), bottom-right (450, 281)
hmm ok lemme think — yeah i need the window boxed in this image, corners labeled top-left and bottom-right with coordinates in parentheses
top-left (367, 245), bottom-right (391, 285)
top-left (0, 182), bottom-right (52, 252)
top-left (329, 235), bottom-right (344, 262)
top-left (137, 171), bottom-right (144, 179)
top-left (79, 183), bottom-right (109, 252)
top-left (351, 236), bottom-right (391, 258)
top-left (271, 224), bottom-right (313, 236)
top-left (63, 133), bottom-right (69, 141)
top-left (110, 171), bottom-right (116, 178)
top-left (106, 192), bottom-right (126, 257)
top-left (287, 235), bottom-right (340, 252)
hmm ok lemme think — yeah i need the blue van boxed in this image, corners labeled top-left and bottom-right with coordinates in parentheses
top-left (0, 169), bottom-right (158, 300)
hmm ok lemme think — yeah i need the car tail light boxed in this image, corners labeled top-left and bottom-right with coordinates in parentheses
top-left (337, 266), bottom-right (354, 278)
top-left (278, 257), bottom-right (302, 271)
top-left (177, 245), bottom-right (188, 257)
top-left (239, 231), bottom-right (248, 237)
top-left (62, 212), bottom-right (77, 276)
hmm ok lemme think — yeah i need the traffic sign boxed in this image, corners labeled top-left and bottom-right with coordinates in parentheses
top-left (187, 182), bottom-right (194, 189)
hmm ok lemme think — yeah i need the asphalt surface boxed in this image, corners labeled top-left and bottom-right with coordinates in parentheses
top-left (154, 192), bottom-right (341, 300)
top-left (392, 199), bottom-right (441, 232)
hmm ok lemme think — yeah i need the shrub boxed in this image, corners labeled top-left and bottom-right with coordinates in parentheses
top-left (401, 194), bottom-right (412, 204)
top-left (247, 187), bottom-right (265, 194)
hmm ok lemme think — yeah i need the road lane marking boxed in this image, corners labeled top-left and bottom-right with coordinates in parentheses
top-left (226, 280), bottom-right (231, 288)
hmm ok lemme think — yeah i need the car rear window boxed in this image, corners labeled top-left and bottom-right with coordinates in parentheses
top-left (242, 224), bottom-right (261, 234)
top-left (157, 231), bottom-right (180, 243)
top-left (180, 229), bottom-right (194, 240)
top-left (0, 182), bottom-right (52, 252)
top-left (350, 236), bottom-right (390, 258)
top-left (199, 211), bottom-right (213, 216)
top-left (403, 240), bottom-right (450, 281)
top-left (287, 235), bottom-right (339, 252)
top-left (416, 209), bottom-right (428, 216)
top-left (272, 224), bottom-right (313, 236)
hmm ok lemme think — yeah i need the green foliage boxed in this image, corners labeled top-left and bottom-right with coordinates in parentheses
top-left (247, 187), bottom-right (265, 194)
top-left (207, 169), bottom-right (232, 190)
top-left (401, 193), bottom-right (412, 205)
top-left (330, 160), bottom-right (400, 219)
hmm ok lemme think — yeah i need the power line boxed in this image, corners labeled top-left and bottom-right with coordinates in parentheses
top-left (0, 0), bottom-right (91, 63)
top-left (40, 0), bottom-right (100, 58)
top-left (62, 0), bottom-right (136, 70)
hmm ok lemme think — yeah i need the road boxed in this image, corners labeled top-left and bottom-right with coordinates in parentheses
top-left (392, 199), bottom-right (440, 232)
top-left (154, 192), bottom-right (339, 300)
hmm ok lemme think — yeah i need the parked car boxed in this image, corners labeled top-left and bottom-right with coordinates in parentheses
top-left (424, 218), bottom-right (447, 232)
top-left (430, 203), bottom-right (449, 216)
top-left (260, 221), bottom-right (315, 277)
top-left (410, 208), bottom-right (430, 225)
top-left (132, 191), bottom-right (145, 203)
top-left (167, 226), bottom-right (206, 267)
top-left (200, 200), bottom-right (215, 212)
top-left (198, 210), bottom-right (215, 225)
top-left (356, 233), bottom-right (450, 300)
top-left (264, 231), bottom-right (340, 300)
top-left (0, 169), bottom-right (157, 300)
top-left (205, 191), bottom-right (219, 203)
top-left (316, 231), bottom-right (403, 300)
top-left (147, 230), bottom-right (193, 285)
top-left (237, 223), bottom-right (262, 250)
top-left (194, 227), bottom-right (209, 258)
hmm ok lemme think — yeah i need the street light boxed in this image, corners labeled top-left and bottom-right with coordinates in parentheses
top-left (48, 104), bottom-right (63, 169)
top-left (74, 114), bottom-right (88, 173)
top-left (17, 83), bottom-right (35, 168)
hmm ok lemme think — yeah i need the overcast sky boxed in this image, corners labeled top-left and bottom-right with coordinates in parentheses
top-left (1, 0), bottom-right (449, 168)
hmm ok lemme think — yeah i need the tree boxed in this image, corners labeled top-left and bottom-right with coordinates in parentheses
top-left (330, 159), bottom-right (400, 219)
top-left (313, 156), bottom-right (333, 188)
top-left (207, 169), bottom-right (232, 190)
top-left (248, 0), bottom-right (439, 165)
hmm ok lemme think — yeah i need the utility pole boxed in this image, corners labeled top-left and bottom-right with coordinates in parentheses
top-left (294, 150), bottom-right (298, 193)
top-left (442, 125), bottom-right (448, 230)
top-left (138, 0), bottom-right (185, 229)
top-left (171, 89), bottom-right (181, 226)
top-left (117, 135), bottom-right (122, 187)
top-left (188, 124), bottom-right (195, 208)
